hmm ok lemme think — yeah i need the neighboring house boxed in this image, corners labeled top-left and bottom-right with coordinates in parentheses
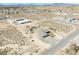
top-left (0, 10), bottom-right (8, 14)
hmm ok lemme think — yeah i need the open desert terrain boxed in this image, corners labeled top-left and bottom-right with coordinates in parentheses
top-left (0, 3), bottom-right (79, 55)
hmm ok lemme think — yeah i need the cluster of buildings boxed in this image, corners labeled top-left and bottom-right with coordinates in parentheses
top-left (0, 8), bottom-right (28, 14)
top-left (0, 8), bottom-right (42, 14)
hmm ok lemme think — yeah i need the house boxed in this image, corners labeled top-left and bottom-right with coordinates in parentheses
top-left (39, 28), bottom-right (50, 38)
top-left (15, 18), bottom-right (32, 25)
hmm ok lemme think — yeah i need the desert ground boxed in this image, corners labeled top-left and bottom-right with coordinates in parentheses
top-left (0, 5), bottom-right (79, 55)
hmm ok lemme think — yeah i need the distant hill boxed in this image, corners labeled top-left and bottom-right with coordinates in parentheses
top-left (52, 3), bottom-right (79, 6)
top-left (0, 3), bottom-right (79, 7)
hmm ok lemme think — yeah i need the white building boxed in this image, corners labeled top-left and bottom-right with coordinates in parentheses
top-left (15, 18), bottom-right (32, 25)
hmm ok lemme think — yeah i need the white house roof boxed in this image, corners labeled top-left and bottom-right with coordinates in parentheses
top-left (15, 18), bottom-right (32, 24)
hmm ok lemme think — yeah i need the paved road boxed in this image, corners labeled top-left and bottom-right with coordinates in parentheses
top-left (40, 29), bottom-right (79, 55)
